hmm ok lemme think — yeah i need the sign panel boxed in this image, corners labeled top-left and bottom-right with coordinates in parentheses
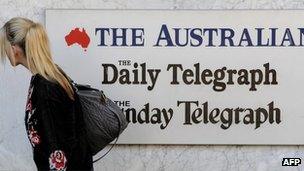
top-left (46, 9), bottom-right (304, 144)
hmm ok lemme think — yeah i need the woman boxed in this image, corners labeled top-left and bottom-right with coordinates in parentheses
top-left (0, 17), bottom-right (94, 171)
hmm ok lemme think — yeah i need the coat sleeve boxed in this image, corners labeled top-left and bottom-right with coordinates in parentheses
top-left (37, 83), bottom-right (77, 171)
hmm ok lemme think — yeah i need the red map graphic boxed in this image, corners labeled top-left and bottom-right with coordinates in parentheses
top-left (65, 28), bottom-right (90, 51)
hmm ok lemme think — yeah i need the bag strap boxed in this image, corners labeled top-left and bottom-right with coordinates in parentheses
top-left (93, 136), bottom-right (119, 163)
top-left (55, 64), bottom-right (74, 83)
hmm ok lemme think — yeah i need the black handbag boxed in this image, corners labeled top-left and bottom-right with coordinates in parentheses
top-left (57, 66), bottom-right (129, 163)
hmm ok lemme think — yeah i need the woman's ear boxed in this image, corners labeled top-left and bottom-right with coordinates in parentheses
top-left (11, 45), bottom-right (18, 58)
top-left (11, 45), bottom-right (25, 66)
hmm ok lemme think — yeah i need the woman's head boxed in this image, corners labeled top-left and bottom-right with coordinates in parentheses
top-left (0, 17), bottom-right (75, 101)
top-left (0, 17), bottom-right (32, 67)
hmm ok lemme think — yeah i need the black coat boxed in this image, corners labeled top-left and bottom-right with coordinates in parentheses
top-left (24, 73), bottom-right (93, 171)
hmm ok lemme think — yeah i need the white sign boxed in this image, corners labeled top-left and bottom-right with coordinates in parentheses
top-left (46, 9), bottom-right (304, 144)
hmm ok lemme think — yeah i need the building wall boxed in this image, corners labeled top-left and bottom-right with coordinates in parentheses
top-left (0, 0), bottom-right (303, 170)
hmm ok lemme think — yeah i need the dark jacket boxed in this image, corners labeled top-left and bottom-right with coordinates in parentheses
top-left (24, 73), bottom-right (93, 171)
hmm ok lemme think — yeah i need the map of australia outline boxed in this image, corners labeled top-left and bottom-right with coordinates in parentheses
top-left (65, 27), bottom-right (90, 51)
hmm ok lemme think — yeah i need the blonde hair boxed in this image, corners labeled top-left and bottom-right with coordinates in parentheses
top-left (0, 17), bottom-right (75, 101)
